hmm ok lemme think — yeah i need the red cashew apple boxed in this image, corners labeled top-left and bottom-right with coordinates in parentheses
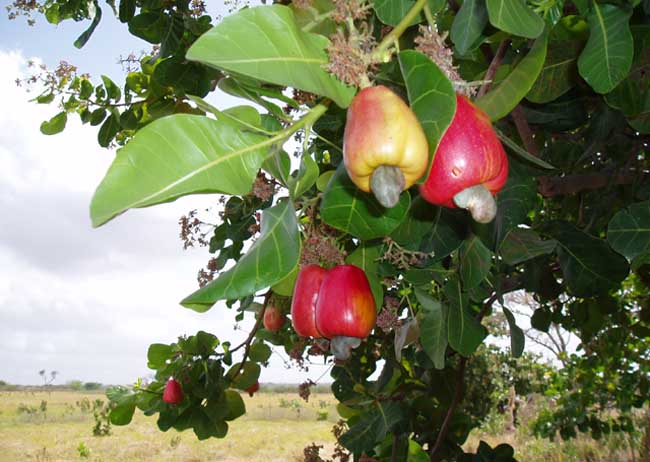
top-left (263, 303), bottom-right (286, 332)
top-left (343, 85), bottom-right (429, 208)
top-left (315, 264), bottom-right (377, 361)
top-left (245, 381), bottom-right (260, 397)
top-left (290, 264), bottom-right (327, 338)
top-left (162, 378), bottom-right (184, 404)
top-left (420, 94), bottom-right (508, 223)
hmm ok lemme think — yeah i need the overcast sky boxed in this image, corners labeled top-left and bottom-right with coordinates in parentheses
top-left (0, 5), bottom-right (334, 386)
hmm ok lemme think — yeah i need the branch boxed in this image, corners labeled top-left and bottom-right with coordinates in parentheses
top-left (230, 292), bottom-right (270, 377)
top-left (373, 0), bottom-right (429, 60)
top-left (477, 40), bottom-right (510, 98)
top-left (429, 287), bottom-right (509, 461)
top-left (537, 170), bottom-right (646, 197)
top-left (429, 357), bottom-right (467, 461)
top-left (511, 105), bottom-right (539, 157)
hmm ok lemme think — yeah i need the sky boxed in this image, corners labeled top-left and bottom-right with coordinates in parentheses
top-left (0, 3), bottom-right (335, 386)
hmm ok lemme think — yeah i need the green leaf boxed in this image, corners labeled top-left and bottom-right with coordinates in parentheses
top-left (97, 113), bottom-right (120, 148)
top-left (182, 201), bottom-right (300, 311)
top-left (607, 201), bottom-right (650, 261)
top-left (90, 113), bottom-right (273, 227)
top-left (118, 0), bottom-right (135, 22)
top-left (339, 402), bottom-right (403, 454)
top-left (186, 5), bottom-right (355, 108)
top-left (491, 166), bottom-right (538, 244)
top-left (288, 153), bottom-right (319, 199)
top-left (262, 150), bottom-right (291, 186)
top-left (160, 12), bottom-right (184, 57)
top-left (542, 221), bottom-right (629, 297)
top-left (224, 389), bottom-right (246, 421)
top-left (372, 0), bottom-right (444, 27)
top-left (390, 196), bottom-right (439, 250)
top-left (451, 0), bottom-right (489, 55)
top-left (321, 165), bottom-right (410, 240)
top-left (499, 228), bottom-right (557, 265)
top-left (147, 343), bottom-right (173, 369)
top-left (74, 3), bottom-right (102, 48)
top-left (420, 208), bottom-right (464, 260)
top-left (153, 58), bottom-right (211, 97)
top-left (531, 308), bottom-right (551, 332)
top-left (495, 127), bottom-right (556, 170)
top-left (101, 75), bottom-right (121, 102)
top-left (249, 342), bottom-right (272, 363)
top-left (526, 41), bottom-right (581, 104)
top-left (128, 12), bottom-right (169, 44)
top-left (398, 50), bottom-right (456, 169)
top-left (227, 362), bottom-right (261, 391)
top-left (444, 278), bottom-right (487, 356)
top-left (486, 0), bottom-right (544, 38)
top-left (502, 307), bottom-right (524, 357)
top-left (40, 112), bottom-right (67, 135)
top-left (346, 242), bottom-right (384, 309)
top-left (577, 4), bottom-right (633, 94)
top-left (459, 235), bottom-right (493, 290)
top-left (415, 289), bottom-right (447, 369)
top-left (475, 30), bottom-right (549, 121)
top-left (109, 393), bottom-right (136, 425)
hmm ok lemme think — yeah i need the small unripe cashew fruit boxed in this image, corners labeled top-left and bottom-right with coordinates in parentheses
top-left (343, 85), bottom-right (429, 208)
top-left (162, 378), bottom-right (184, 404)
top-left (420, 94), bottom-right (508, 223)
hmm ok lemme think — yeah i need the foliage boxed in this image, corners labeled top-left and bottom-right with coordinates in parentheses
top-left (12, 0), bottom-right (650, 460)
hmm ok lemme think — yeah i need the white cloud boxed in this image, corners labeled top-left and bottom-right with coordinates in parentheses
top-left (0, 49), bottom-right (330, 387)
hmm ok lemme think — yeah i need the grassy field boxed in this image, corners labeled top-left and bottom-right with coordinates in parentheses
top-left (0, 389), bottom-right (339, 462)
top-left (0, 389), bottom-right (642, 461)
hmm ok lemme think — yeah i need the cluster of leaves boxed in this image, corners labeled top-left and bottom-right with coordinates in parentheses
top-left (17, 0), bottom-right (650, 460)
top-left (107, 330), bottom-right (272, 439)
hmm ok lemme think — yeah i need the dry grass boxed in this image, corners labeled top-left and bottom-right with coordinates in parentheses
top-left (0, 390), bottom-right (338, 462)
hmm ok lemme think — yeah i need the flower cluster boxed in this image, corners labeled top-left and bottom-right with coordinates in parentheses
top-left (414, 25), bottom-right (475, 97)
top-left (326, 26), bottom-right (376, 87)
top-left (298, 379), bottom-right (316, 402)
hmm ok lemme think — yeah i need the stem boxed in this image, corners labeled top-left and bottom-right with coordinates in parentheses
top-left (231, 292), bottom-right (270, 377)
top-left (429, 357), bottom-right (467, 461)
top-left (301, 10), bottom-right (334, 32)
top-left (373, 0), bottom-right (429, 60)
top-left (477, 40), bottom-right (509, 98)
top-left (391, 433), bottom-right (399, 462)
top-left (511, 105), bottom-right (539, 157)
top-left (423, 3), bottom-right (436, 27)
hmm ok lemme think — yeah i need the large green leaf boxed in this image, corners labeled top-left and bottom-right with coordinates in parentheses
top-left (502, 307), bottom-right (524, 357)
top-left (577, 3), bottom-right (633, 94)
top-left (90, 113), bottom-right (273, 227)
top-left (186, 5), bottom-right (354, 108)
top-left (526, 41), bottom-right (581, 104)
top-left (390, 197), bottom-right (440, 250)
top-left (420, 208), bottom-right (465, 260)
top-left (486, 0), bottom-right (544, 39)
top-left (499, 228), bottom-right (557, 265)
top-left (444, 278), bottom-right (487, 357)
top-left (542, 221), bottom-right (629, 297)
top-left (607, 201), bottom-right (650, 261)
top-left (339, 402), bottom-right (403, 454)
top-left (398, 50), bottom-right (456, 170)
top-left (415, 289), bottom-right (447, 370)
top-left (181, 201), bottom-right (300, 312)
top-left (475, 30), bottom-right (549, 121)
top-left (451, 0), bottom-right (489, 55)
top-left (459, 235), bottom-right (493, 290)
top-left (321, 165), bottom-right (410, 240)
top-left (491, 166), bottom-right (538, 245)
top-left (40, 111), bottom-right (67, 135)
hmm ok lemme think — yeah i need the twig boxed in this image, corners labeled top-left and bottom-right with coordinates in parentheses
top-left (231, 291), bottom-right (270, 377)
top-left (511, 105), bottom-right (539, 157)
top-left (538, 170), bottom-right (647, 197)
top-left (391, 433), bottom-right (399, 462)
top-left (429, 357), bottom-right (467, 461)
top-left (477, 40), bottom-right (510, 98)
top-left (373, 0), bottom-right (429, 60)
